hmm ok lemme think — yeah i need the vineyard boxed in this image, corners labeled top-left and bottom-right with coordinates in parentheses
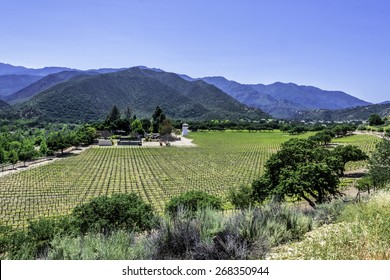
top-left (0, 131), bottom-right (379, 228)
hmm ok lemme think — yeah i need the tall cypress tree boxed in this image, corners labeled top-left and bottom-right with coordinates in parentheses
top-left (108, 105), bottom-right (121, 123)
top-left (152, 106), bottom-right (166, 133)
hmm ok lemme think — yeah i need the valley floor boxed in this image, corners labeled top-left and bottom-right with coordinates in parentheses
top-left (0, 131), bottom-right (378, 229)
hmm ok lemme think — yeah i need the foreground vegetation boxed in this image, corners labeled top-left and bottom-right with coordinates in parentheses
top-left (269, 190), bottom-right (390, 259)
top-left (0, 192), bottom-right (313, 260)
top-left (1, 189), bottom-right (389, 260)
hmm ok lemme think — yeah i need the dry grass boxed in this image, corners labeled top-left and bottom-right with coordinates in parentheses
top-left (268, 190), bottom-right (390, 260)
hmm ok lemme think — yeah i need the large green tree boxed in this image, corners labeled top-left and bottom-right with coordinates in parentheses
top-left (0, 147), bottom-right (7, 167)
top-left (368, 114), bottom-right (384, 126)
top-left (18, 140), bottom-right (38, 166)
top-left (332, 124), bottom-right (356, 137)
top-left (47, 131), bottom-right (72, 155)
top-left (107, 105), bottom-right (121, 123)
top-left (308, 130), bottom-right (333, 146)
top-left (39, 139), bottom-right (49, 156)
top-left (159, 119), bottom-right (173, 135)
top-left (7, 150), bottom-right (19, 169)
top-left (369, 139), bottom-right (390, 188)
top-left (252, 138), bottom-right (366, 208)
top-left (152, 106), bottom-right (166, 133)
top-left (131, 119), bottom-right (145, 135)
top-left (76, 125), bottom-right (97, 145)
top-left (332, 145), bottom-right (368, 175)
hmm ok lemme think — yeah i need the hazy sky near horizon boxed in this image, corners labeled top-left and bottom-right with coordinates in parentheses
top-left (1, 0), bottom-right (389, 103)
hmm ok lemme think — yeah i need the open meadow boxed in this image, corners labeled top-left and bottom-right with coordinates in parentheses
top-left (0, 131), bottom-right (379, 228)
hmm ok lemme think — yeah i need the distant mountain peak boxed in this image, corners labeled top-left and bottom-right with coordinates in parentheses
top-left (0, 62), bottom-right (73, 76)
top-left (136, 65), bottom-right (164, 72)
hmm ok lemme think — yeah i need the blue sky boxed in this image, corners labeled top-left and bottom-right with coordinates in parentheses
top-left (1, 0), bottom-right (389, 103)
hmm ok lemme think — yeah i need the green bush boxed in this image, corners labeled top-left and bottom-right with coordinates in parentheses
top-left (26, 218), bottom-right (63, 257)
top-left (151, 214), bottom-right (201, 260)
top-left (0, 229), bottom-right (33, 260)
top-left (227, 185), bottom-right (255, 209)
top-left (165, 190), bottom-right (222, 216)
top-left (72, 192), bottom-right (157, 234)
top-left (47, 230), bottom-right (150, 260)
top-left (0, 216), bottom-right (77, 259)
top-left (152, 202), bottom-right (312, 260)
top-left (229, 203), bottom-right (312, 248)
top-left (311, 199), bottom-right (346, 226)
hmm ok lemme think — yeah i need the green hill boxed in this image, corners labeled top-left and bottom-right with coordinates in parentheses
top-left (297, 103), bottom-right (390, 121)
top-left (4, 71), bottom-right (83, 105)
top-left (0, 74), bottom-right (42, 98)
top-left (2, 68), bottom-right (268, 123)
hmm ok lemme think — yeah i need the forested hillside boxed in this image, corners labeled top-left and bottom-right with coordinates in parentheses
top-left (1, 68), bottom-right (268, 123)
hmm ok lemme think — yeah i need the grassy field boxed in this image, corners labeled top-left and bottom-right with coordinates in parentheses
top-left (0, 131), bottom-right (379, 228)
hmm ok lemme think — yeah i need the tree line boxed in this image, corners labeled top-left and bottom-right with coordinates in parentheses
top-left (93, 105), bottom-right (174, 136)
top-left (0, 124), bottom-right (97, 169)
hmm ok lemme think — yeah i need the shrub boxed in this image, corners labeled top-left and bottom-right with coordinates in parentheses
top-left (150, 211), bottom-right (202, 260)
top-left (227, 185), bottom-right (255, 209)
top-left (193, 227), bottom-right (262, 260)
top-left (151, 202), bottom-right (312, 260)
top-left (0, 229), bottom-right (33, 259)
top-left (0, 216), bottom-right (77, 259)
top-left (193, 204), bottom-right (312, 260)
top-left (26, 218), bottom-right (63, 257)
top-left (165, 190), bottom-right (222, 216)
top-left (72, 192), bottom-right (157, 234)
top-left (47, 230), bottom-right (150, 260)
top-left (149, 208), bottom-right (248, 260)
top-left (311, 199), bottom-right (346, 226)
top-left (231, 204), bottom-right (312, 247)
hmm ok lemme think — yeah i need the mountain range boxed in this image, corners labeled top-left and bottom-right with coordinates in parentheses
top-left (0, 62), bottom-right (73, 77)
top-left (1, 67), bottom-right (267, 123)
top-left (0, 62), bottom-right (387, 122)
top-left (200, 77), bottom-right (371, 119)
top-left (3, 71), bottom-right (84, 105)
top-left (297, 103), bottom-right (390, 122)
top-left (0, 74), bottom-right (43, 97)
